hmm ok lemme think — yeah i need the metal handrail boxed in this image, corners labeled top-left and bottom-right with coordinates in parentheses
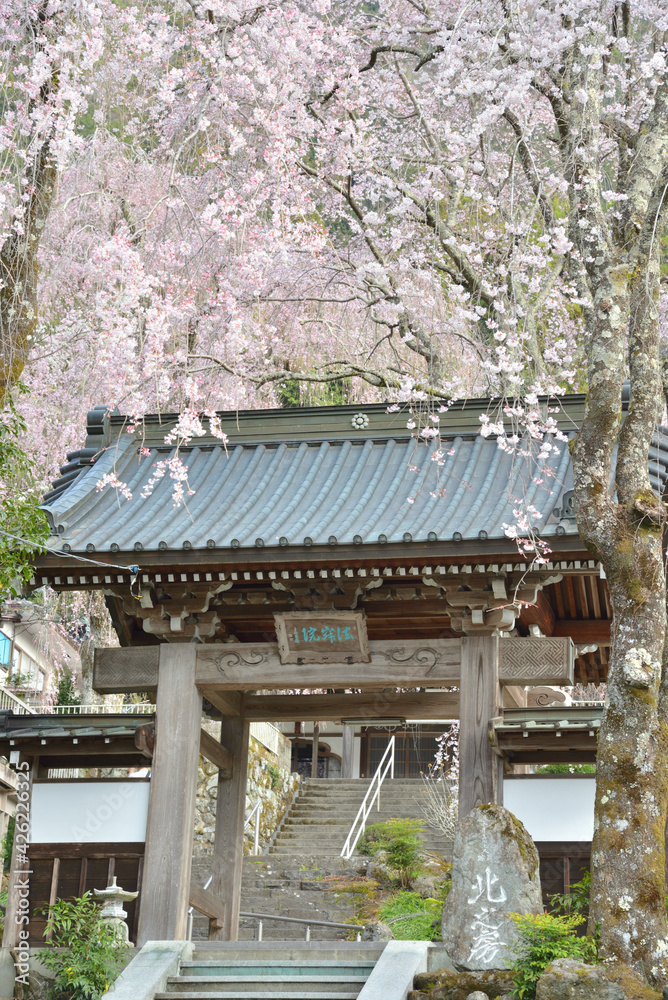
top-left (245, 799), bottom-right (262, 856)
top-left (240, 910), bottom-right (362, 942)
top-left (187, 877), bottom-right (362, 942)
top-left (340, 735), bottom-right (395, 860)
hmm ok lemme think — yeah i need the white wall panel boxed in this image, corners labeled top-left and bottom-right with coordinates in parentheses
top-left (503, 777), bottom-right (595, 842)
top-left (30, 781), bottom-right (149, 843)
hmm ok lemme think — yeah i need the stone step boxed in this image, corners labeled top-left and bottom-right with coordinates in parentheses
top-left (166, 976), bottom-right (368, 993)
top-left (189, 943), bottom-right (383, 961)
top-left (159, 992), bottom-right (359, 999)
top-left (180, 961), bottom-right (376, 977)
top-left (293, 804), bottom-right (425, 810)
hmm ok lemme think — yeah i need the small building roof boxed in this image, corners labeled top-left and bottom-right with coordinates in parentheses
top-left (40, 396), bottom-right (605, 559)
top-left (0, 711), bottom-right (155, 769)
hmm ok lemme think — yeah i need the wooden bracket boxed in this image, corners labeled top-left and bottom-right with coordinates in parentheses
top-left (134, 723), bottom-right (155, 759)
top-left (188, 881), bottom-right (225, 931)
top-left (199, 729), bottom-right (234, 778)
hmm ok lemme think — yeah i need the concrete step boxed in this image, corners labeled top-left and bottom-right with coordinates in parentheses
top-left (160, 993), bottom-right (359, 999)
top-left (180, 961), bottom-right (376, 977)
top-left (166, 976), bottom-right (368, 993)
top-left (190, 943), bottom-right (384, 961)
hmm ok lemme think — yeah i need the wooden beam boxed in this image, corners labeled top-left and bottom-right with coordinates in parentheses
top-left (134, 723), bottom-right (155, 759)
top-left (503, 685), bottom-right (527, 709)
top-left (137, 645), bottom-right (202, 946)
top-left (28, 842), bottom-right (145, 859)
top-left (95, 640), bottom-right (461, 693)
top-left (341, 726), bottom-right (354, 779)
top-left (504, 750), bottom-right (597, 765)
top-left (189, 881), bottom-right (225, 930)
top-left (552, 620), bottom-right (611, 643)
top-left (240, 691), bottom-right (459, 722)
top-left (1, 738), bottom-right (146, 758)
top-left (518, 591), bottom-right (555, 635)
top-left (34, 754), bottom-right (150, 769)
top-left (199, 729), bottom-right (234, 778)
top-left (3, 755), bottom-right (36, 949)
top-left (459, 636), bottom-right (500, 819)
top-left (210, 714), bottom-right (249, 942)
top-left (197, 638), bottom-right (462, 690)
top-left (94, 646), bottom-right (159, 693)
top-left (203, 689), bottom-right (242, 717)
top-left (499, 637), bottom-right (574, 686)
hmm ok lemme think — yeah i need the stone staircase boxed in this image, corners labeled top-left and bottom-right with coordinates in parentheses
top-left (269, 778), bottom-right (451, 856)
top-left (190, 777), bottom-right (451, 943)
top-left (191, 855), bottom-right (369, 942)
top-left (156, 942), bottom-right (383, 999)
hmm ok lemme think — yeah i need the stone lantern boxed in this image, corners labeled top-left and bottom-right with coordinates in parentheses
top-left (93, 876), bottom-right (139, 943)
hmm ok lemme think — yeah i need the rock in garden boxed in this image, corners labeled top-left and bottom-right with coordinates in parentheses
top-left (466, 992), bottom-right (490, 1000)
top-left (413, 873), bottom-right (441, 898)
top-left (366, 850), bottom-right (394, 882)
top-left (361, 920), bottom-right (394, 941)
top-left (536, 959), bottom-right (623, 1000)
top-left (413, 969), bottom-right (515, 1000)
top-left (441, 805), bottom-right (542, 971)
top-left (537, 959), bottom-right (660, 1000)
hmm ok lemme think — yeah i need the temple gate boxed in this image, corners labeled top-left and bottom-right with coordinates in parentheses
top-left (18, 394), bottom-right (650, 944)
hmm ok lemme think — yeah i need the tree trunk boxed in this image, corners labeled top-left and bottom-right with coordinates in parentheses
top-left (574, 249), bottom-right (668, 974)
top-left (588, 533), bottom-right (668, 974)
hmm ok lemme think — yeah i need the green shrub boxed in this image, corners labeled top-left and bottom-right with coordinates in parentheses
top-left (378, 890), bottom-right (442, 941)
top-left (358, 818), bottom-right (424, 856)
top-left (39, 894), bottom-right (131, 1000)
top-left (266, 763), bottom-right (281, 789)
top-left (549, 871), bottom-right (591, 918)
top-left (508, 911), bottom-right (598, 1000)
top-left (387, 835), bottom-right (423, 888)
top-left (2, 816), bottom-right (14, 873)
top-left (55, 668), bottom-right (81, 708)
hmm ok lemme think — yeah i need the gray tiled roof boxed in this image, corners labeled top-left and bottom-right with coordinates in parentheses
top-left (40, 400), bottom-right (668, 556)
top-left (0, 712), bottom-right (153, 740)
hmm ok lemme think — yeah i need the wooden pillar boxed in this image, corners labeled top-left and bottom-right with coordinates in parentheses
top-left (137, 645), bottom-right (202, 945)
top-left (458, 636), bottom-right (500, 820)
top-left (210, 711), bottom-right (249, 941)
top-left (311, 723), bottom-right (320, 779)
top-left (341, 726), bottom-right (354, 779)
top-left (2, 756), bottom-right (36, 950)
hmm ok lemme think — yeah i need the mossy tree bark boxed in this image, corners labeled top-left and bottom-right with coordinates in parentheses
top-left (566, 49), bottom-right (668, 974)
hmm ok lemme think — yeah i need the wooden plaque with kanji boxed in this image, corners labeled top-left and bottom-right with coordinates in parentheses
top-left (274, 611), bottom-right (370, 664)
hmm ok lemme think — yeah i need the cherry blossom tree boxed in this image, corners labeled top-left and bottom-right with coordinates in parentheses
top-left (3, 0), bottom-right (668, 976)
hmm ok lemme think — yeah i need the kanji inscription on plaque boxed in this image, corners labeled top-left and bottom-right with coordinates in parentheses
top-left (274, 611), bottom-right (370, 664)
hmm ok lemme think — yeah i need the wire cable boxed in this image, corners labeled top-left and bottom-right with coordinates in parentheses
top-left (0, 529), bottom-right (140, 575)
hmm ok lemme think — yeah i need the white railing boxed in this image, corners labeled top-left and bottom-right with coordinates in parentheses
top-left (245, 800), bottom-right (262, 856)
top-left (49, 703), bottom-right (156, 715)
top-left (340, 735), bottom-right (395, 860)
top-left (0, 687), bottom-right (35, 715)
top-left (250, 721), bottom-right (281, 756)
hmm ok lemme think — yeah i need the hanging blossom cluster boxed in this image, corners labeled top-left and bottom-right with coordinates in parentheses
top-left (433, 723), bottom-right (460, 784)
top-left (140, 457), bottom-right (194, 508)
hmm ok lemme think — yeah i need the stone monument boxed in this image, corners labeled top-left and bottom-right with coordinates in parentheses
top-left (442, 804), bottom-right (543, 970)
